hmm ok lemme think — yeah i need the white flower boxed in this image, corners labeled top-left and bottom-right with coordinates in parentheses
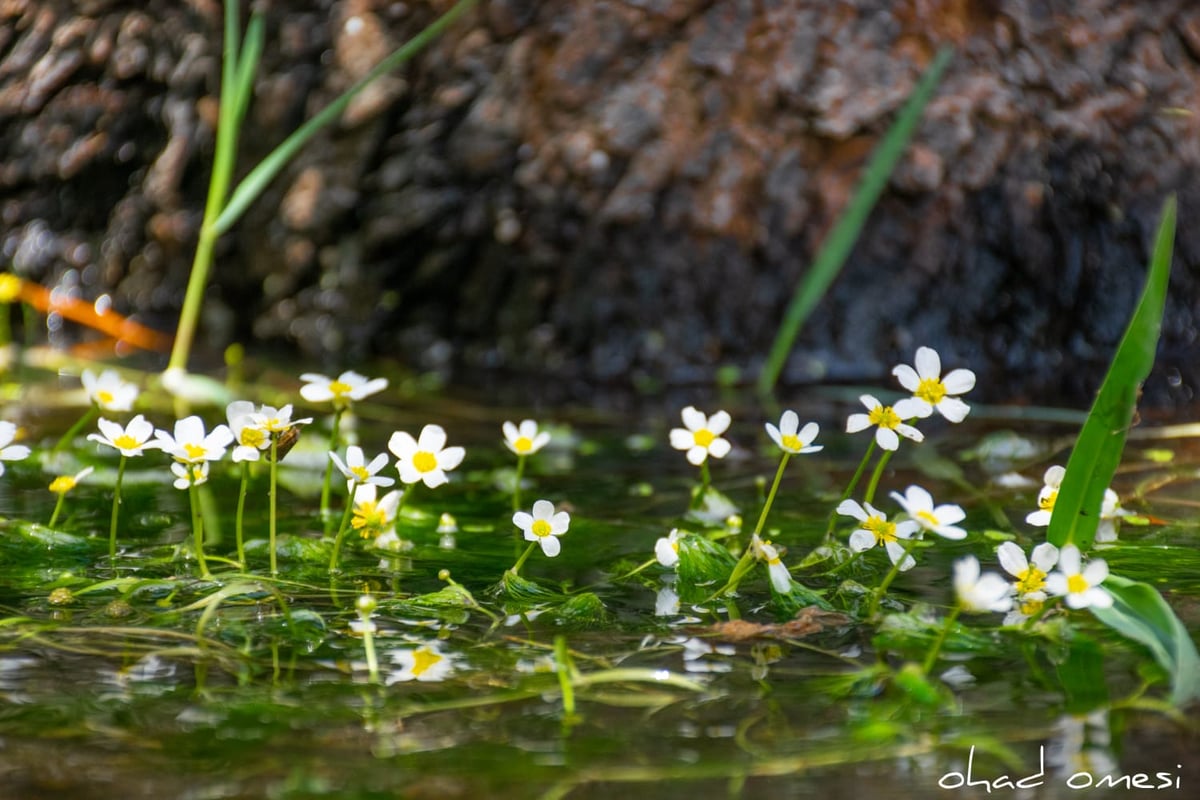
top-left (388, 424), bottom-right (465, 488)
top-left (171, 461), bottom-right (209, 489)
top-left (997, 541), bottom-right (1058, 597)
top-left (954, 556), bottom-right (1013, 613)
top-left (330, 445), bottom-right (394, 490)
top-left (655, 584), bottom-right (681, 617)
top-left (838, 499), bottom-right (920, 571)
top-left (890, 485), bottom-right (968, 540)
top-left (1096, 488), bottom-right (1130, 544)
top-left (513, 499), bottom-right (570, 557)
top-left (299, 371), bottom-right (387, 408)
top-left (750, 534), bottom-right (792, 593)
top-left (1025, 465), bottom-right (1065, 527)
top-left (1046, 544), bottom-right (1113, 610)
top-left (251, 404), bottom-right (312, 435)
top-left (226, 400), bottom-right (269, 463)
top-left (88, 415), bottom-right (159, 457)
top-left (669, 406), bottom-right (731, 466)
top-left (386, 643), bottom-right (456, 683)
top-left (0, 421), bottom-right (30, 475)
top-left (655, 528), bottom-right (684, 568)
top-left (49, 467), bottom-right (93, 495)
top-left (764, 410), bottom-right (822, 455)
top-left (350, 483), bottom-right (402, 537)
top-left (155, 416), bottom-right (234, 464)
top-left (503, 419), bottom-right (551, 456)
top-left (892, 346), bottom-right (976, 422)
top-left (845, 394), bottom-right (924, 451)
top-left (81, 369), bottom-right (138, 413)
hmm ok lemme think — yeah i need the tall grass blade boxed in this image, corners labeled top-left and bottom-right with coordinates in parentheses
top-left (757, 46), bottom-right (953, 396)
top-left (214, 0), bottom-right (477, 234)
top-left (1047, 195), bottom-right (1175, 550)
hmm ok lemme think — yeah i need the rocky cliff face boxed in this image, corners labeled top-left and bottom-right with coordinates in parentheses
top-left (2, 0), bottom-right (1198, 408)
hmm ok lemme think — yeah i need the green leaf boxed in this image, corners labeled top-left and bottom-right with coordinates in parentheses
top-left (1047, 195), bottom-right (1175, 550)
top-left (757, 46), bottom-right (953, 395)
top-left (1091, 575), bottom-right (1200, 706)
top-left (1055, 634), bottom-right (1109, 713)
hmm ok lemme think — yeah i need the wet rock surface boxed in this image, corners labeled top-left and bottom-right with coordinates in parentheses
top-left (2, 0), bottom-right (1198, 409)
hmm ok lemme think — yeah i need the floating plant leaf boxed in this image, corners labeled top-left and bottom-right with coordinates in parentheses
top-left (499, 570), bottom-right (566, 609)
top-left (769, 579), bottom-right (834, 619)
top-left (1047, 195), bottom-right (1175, 551)
top-left (675, 533), bottom-right (738, 602)
top-left (547, 592), bottom-right (610, 630)
top-left (1090, 575), bottom-right (1200, 706)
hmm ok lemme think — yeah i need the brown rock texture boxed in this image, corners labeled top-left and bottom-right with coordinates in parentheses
top-left (2, 0), bottom-right (1198, 407)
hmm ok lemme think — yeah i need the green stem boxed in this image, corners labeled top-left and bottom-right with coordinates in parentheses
top-left (269, 436), bottom-right (278, 575)
top-left (867, 536), bottom-right (922, 619)
top-left (690, 460), bottom-right (712, 510)
top-left (922, 603), bottom-right (963, 673)
top-left (510, 541), bottom-right (538, 576)
top-left (109, 454), bottom-right (127, 561)
top-left (751, 453), bottom-right (791, 539)
top-left (189, 477), bottom-right (212, 580)
top-left (392, 484), bottom-right (413, 537)
top-left (320, 407), bottom-right (346, 531)
top-left (362, 619), bottom-right (380, 685)
top-left (235, 461), bottom-right (249, 569)
top-left (825, 439), bottom-right (876, 537)
top-left (554, 635), bottom-right (576, 718)
top-left (863, 448), bottom-right (894, 506)
top-left (328, 479), bottom-right (361, 574)
top-left (48, 493), bottom-right (66, 529)
top-left (707, 546), bottom-right (757, 602)
top-left (513, 454), bottom-right (526, 513)
top-left (52, 406), bottom-right (98, 454)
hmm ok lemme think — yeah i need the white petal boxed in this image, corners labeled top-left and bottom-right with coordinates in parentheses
top-left (996, 542), bottom-right (1028, 577)
top-left (848, 530), bottom-right (874, 552)
top-left (513, 511), bottom-right (533, 531)
top-left (914, 347), bottom-right (941, 379)
top-left (539, 535), bottom-right (561, 558)
top-left (836, 499), bottom-right (866, 521)
top-left (686, 446), bottom-right (708, 466)
top-left (875, 428), bottom-right (899, 451)
top-left (669, 429), bottom-right (695, 450)
top-left (397, 463), bottom-right (423, 485)
top-left (797, 422), bottom-right (819, 444)
top-left (1084, 588), bottom-right (1113, 609)
top-left (550, 512), bottom-right (571, 535)
top-left (1030, 542), bottom-right (1060, 571)
top-left (893, 363), bottom-right (921, 392)
top-left (942, 368), bottom-right (976, 394)
top-left (531, 499), bottom-right (555, 519)
top-left (388, 431), bottom-right (418, 459)
top-left (936, 397), bottom-right (971, 422)
top-left (418, 424), bottom-right (447, 452)
top-left (502, 421), bottom-right (519, 442)
top-left (1082, 559), bottom-right (1109, 586)
top-left (933, 504), bottom-right (966, 526)
top-left (707, 410), bottom-right (731, 436)
top-left (764, 423), bottom-right (783, 449)
top-left (779, 410), bottom-right (799, 436)
top-left (438, 446), bottom-right (465, 471)
top-left (707, 438), bottom-right (731, 459)
top-left (858, 394), bottom-right (881, 410)
top-left (680, 406), bottom-right (706, 431)
top-left (421, 469), bottom-right (449, 489)
top-left (1058, 545), bottom-right (1082, 575)
top-left (845, 413), bottom-right (871, 433)
top-left (1025, 509), bottom-right (1052, 527)
top-left (893, 398), bottom-right (928, 420)
top-left (1043, 465), bottom-right (1066, 487)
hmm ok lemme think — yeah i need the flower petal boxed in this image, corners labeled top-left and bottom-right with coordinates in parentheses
top-left (892, 364), bottom-right (921, 392)
top-left (417, 424), bottom-right (447, 452)
top-left (680, 406), bottom-right (706, 431)
top-left (707, 438), bottom-right (731, 459)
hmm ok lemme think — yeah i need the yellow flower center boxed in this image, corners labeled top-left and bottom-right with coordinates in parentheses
top-left (0, 273), bottom-right (22, 303)
top-left (513, 436), bottom-right (533, 454)
top-left (867, 405), bottom-right (901, 429)
top-left (915, 377), bottom-right (947, 405)
top-left (531, 519), bottom-right (552, 538)
top-left (1039, 490), bottom-right (1058, 511)
top-left (413, 451), bottom-right (438, 473)
top-left (915, 510), bottom-right (940, 529)
top-left (781, 434), bottom-right (803, 450)
top-left (183, 443), bottom-right (207, 460)
top-left (693, 429), bottom-right (715, 447)
top-left (1016, 567), bottom-right (1047, 595)
top-left (411, 647), bottom-right (443, 678)
top-left (329, 380), bottom-right (352, 397)
top-left (864, 516), bottom-right (896, 544)
top-left (1066, 574), bottom-right (1089, 594)
top-left (96, 390), bottom-right (114, 406)
top-left (350, 465), bottom-right (371, 481)
top-left (49, 476), bottom-right (76, 493)
top-left (1019, 596), bottom-right (1045, 616)
top-left (239, 428), bottom-right (266, 448)
top-left (113, 434), bottom-right (139, 450)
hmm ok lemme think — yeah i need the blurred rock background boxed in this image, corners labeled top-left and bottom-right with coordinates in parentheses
top-left (2, 0), bottom-right (1198, 409)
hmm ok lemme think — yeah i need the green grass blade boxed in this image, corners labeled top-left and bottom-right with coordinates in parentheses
top-left (757, 45), bottom-right (953, 396)
top-left (1091, 575), bottom-right (1200, 705)
top-left (1047, 195), bottom-right (1176, 550)
top-left (214, 0), bottom-right (477, 235)
top-left (232, 12), bottom-right (264, 133)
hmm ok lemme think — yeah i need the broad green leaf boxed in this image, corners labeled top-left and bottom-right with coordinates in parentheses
top-left (1048, 195), bottom-right (1175, 550)
top-left (1055, 634), bottom-right (1108, 713)
top-left (1091, 575), bottom-right (1200, 706)
top-left (758, 46), bottom-right (953, 395)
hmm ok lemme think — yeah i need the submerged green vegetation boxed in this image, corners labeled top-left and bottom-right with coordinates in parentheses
top-left (0, 197), bottom-right (1196, 798)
